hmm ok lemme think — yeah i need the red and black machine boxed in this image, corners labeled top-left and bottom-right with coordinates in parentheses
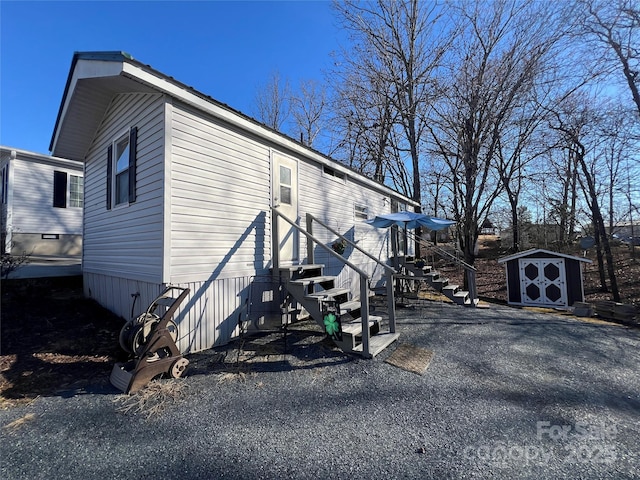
top-left (110, 286), bottom-right (190, 394)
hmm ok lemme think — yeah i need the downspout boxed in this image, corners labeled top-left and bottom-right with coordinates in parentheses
top-left (5, 151), bottom-right (16, 254)
top-left (161, 98), bottom-right (174, 284)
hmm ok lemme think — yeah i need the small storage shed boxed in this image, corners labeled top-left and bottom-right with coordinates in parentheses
top-left (1, 146), bottom-right (83, 255)
top-left (497, 249), bottom-right (592, 308)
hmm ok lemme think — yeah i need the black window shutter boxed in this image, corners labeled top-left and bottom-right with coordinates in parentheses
top-left (53, 171), bottom-right (67, 208)
top-left (128, 126), bottom-right (138, 203)
top-left (106, 145), bottom-right (112, 210)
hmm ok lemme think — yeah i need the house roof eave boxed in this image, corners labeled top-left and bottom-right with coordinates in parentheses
top-left (1, 145), bottom-right (83, 171)
top-left (50, 51), bottom-right (418, 206)
top-left (49, 52), bottom-right (135, 157)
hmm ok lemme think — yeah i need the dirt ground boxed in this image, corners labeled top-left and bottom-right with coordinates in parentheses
top-left (0, 276), bottom-right (127, 408)
top-left (1, 242), bottom-right (638, 408)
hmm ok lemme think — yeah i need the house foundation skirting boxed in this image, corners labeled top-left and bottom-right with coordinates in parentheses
top-left (8, 233), bottom-right (81, 256)
top-left (83, 272), bottom-right (281, 354)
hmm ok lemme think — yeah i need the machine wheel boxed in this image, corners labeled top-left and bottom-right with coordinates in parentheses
top-left (119, 311), bottom-right (180, 357)
top-left (131, 318), bottom-right (179, 357)
top-left (119, 320), bottom-right (136, 354)
top-left (169, 358), bottom-right (189, 378)
top-left (165, 320), bottom-right (179, 344)
top-left (131, 325), bottom-right (149, 357)
top-left (119, 313), bottom-right (160, 355)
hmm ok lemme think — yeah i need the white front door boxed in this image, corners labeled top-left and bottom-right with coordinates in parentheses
top-left (518, 258), bottom-right (567, 306)
top-left (273, 152), bottom-right (299, 264)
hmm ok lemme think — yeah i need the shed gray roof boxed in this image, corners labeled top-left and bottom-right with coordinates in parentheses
top-left (497, 248), bottom-right (592, 264)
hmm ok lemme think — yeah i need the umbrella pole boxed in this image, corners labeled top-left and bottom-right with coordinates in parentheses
top-left (391, 226), bottom-right (399, 269)
top-left (391, 226), bottom-right (401, 296)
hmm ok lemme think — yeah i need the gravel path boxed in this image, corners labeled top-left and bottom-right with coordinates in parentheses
top-left (2, 302), bottom-right (639, 479)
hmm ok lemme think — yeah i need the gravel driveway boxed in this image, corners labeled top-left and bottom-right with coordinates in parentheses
top-left (2, 301), bottom-right (639, 479)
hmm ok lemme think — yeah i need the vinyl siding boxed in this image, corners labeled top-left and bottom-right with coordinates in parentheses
top-left (169, 101), bottom-right (271, 283)
top-left (166, 101), bottom-right (275, 350)
top-left (165, 102), bottom-right (400, 349)
top-left (7, 157), bottom-right (83, 235)
top-left (82, 96), bottom-right (408, 352)
top-left (171, 275), bottom-right (270, 353)
top-left (84, 272), bottom-right (161, 322)
top-left (297, 160), bottom-right (393, 292)
top-left (83, 92), bottom-right (165, 282)
top-left (84, 270), bottom-right (279, 353)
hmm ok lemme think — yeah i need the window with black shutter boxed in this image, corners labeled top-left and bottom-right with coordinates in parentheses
top-left (53, 171), bottom-right (67, 208)
top-left (107, 126), bottom-right (137, 209)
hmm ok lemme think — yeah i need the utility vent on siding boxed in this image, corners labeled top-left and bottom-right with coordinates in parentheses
top-left (355, 204), bottom-right (368, 220)
top-left (323, 165), bottom-right (345, 182)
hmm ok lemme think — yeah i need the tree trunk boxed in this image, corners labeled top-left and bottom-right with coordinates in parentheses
top-left (568, 153), bottom-right (578, 244)
top-left (510, 198), bottom-right (519, 252)
top-left (593, 220), bottom-right (608, 291)
top-left (576, 143), bottom-right (620, 301)
top-left (559, 153), bottom-right (570, 245)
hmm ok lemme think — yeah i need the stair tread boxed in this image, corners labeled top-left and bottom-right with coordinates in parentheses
top-left (288, 275), bottom-right (336, 286)
top-left (341, 317), bottom-right (382, 336)
top-left (453, 291), bottom-right (469, 297)
top-left (352, 332), bottom-right (400, 357)
top-left (306, 287), bottom-right (350, 299)
top-left (339, 300), bottom-right (361, 312)
top-left (442, 284), bottom-right (459, 291)
top-left (279, 264), bottom-right (324, 272)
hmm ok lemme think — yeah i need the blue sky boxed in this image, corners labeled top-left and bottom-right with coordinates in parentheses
top-left (0, 0), bottom-right (343, 154)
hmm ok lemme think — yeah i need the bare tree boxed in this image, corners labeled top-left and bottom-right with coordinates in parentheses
top-left (332, 0), bottom-right (452, 255)
top-left (579, 0), bottom-right (640, 119)
top-left (547, 146), bottom-right (580, 246)
top-left (429, 0), bottom-right (561, 265)
top-left (495, 99), bottom-right (551, 252)
top-left (253, 70), bottom-right (291, 131)
top-left (549, 96), bottom-right (621, 301)
top-left (330, 69), bottom-right (398, 183)
top-left (290, 79), bottom-right (329, 149)
top-left (594, 105), bottom-right (637, 237)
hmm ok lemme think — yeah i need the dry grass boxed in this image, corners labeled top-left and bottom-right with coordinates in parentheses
top-left (112, 378), bottom-right (188, 420)
top-left (3, 413), bottom-right (36, 433)
top-left (217, 371), bottom-right (252, 383)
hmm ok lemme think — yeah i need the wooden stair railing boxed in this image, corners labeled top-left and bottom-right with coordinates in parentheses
top-left (406, 231), bottom-right (479, 307)
top-left (271, 207), bottom-right (399, 357)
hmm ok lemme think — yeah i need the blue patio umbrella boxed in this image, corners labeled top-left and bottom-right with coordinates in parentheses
top-left (365, 211), bottom-right (455, 230)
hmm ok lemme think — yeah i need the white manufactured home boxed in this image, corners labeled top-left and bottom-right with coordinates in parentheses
top-left (50, 51), bottom-right (418, 356)
top-left (1, 146), bottom-right (83, 256)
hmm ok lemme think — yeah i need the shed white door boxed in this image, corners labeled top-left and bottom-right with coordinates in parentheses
top-left (273, 153), bottom-right (299, 264)
top-left (518, 258), bottom-right (567, 306)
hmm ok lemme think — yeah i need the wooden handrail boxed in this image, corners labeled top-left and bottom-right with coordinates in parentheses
top-left (407, 231), bottom-right (478, 305)
top-left (272, 207), bottom-right (388, 356)
top-left (305, 213), bottom-right (397, 275)
top-left (305, 213), bottom-right (396, 335)
top-left (406, 231), bottom-right (476, 272)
